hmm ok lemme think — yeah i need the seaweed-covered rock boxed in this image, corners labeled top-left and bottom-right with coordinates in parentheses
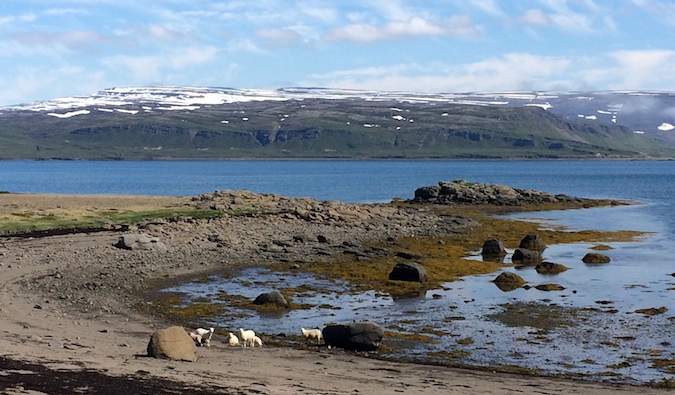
top-left (493, 271), bottom-right (526, 291)
top-left (582, 253), bottom-right (611, 264)
top-left (535, 261), bottom-right (569, 275)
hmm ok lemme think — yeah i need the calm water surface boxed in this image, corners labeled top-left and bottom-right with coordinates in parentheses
top-left (2, 160), bottom-right (674, 383)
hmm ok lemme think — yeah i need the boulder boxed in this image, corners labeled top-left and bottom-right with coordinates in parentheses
top-left (115, 234), bottom-right (167, 251)
top-left (388, 262), bottom-right (427, 283)
top-left (492, 271), bottom-right (526, 291)
top-left (582, 253), bottom-right (611, 264)
top-left (322, 321), bottom-right (384, 351)
top-left (253, 290), bottom-right (289, 307)
top-left (518, 234), bottom-right (546, 252)
top-left (147, 326), bottom-right (197, 362)
top-left (481, 239), bottom-right (507, 259)
top-left (535, 261), bottom-right (569, 275)
top-left (511, 248), bottom-right (542, 265)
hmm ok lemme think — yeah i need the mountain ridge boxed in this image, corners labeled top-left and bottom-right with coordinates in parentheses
top-left (1, 86), bottom-right (674, 160)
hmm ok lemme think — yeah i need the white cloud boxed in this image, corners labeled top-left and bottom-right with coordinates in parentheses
top-left (307, 53), bottom-right (572, 93)
top-left (12, 30), bottom-right (109, 53)
top-left (148, 25), bottom-right (183, 41)
top-left (609, 49), bottom-right (675, 88)
top-left (520, 9), bottom-right (552, 26)
top-left (323, 15), bottom-right (480, 43)
top-left (256, 28), bottom-right (304, 47)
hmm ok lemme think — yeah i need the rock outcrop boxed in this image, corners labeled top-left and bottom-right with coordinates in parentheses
top-left (409, 179), bottom-right (584, 206)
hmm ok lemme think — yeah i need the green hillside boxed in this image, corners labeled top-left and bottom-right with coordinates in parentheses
top-left (0, 98), bottom-right (671, 160)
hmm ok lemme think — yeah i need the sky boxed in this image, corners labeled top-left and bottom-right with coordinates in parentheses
top-left (2, 0), bottom-right (675, 106)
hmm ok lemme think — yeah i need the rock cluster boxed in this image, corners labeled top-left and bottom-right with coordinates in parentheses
top-left (410, 179), bottom-right (584, 206)
top-left (16, 189), bottom-right (476, 317)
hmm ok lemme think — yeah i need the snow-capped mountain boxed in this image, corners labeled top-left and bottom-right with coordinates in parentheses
top-left (1, 86), bottom-right (673, 161)
top-left (4, 86), bottom-right (675, 134)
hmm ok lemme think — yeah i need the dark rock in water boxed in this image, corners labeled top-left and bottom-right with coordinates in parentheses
top-left (481, 239), bottom-right (507, 258)
top-left (535, 261), bottom-right (569, 275)
top-left (253, 290), bottom-right (289, 307)
top-left (388, 262), bottom-right (427, 283)
top-left (493, 271), bottom-right (526, 292)
top-left (519, 234), bottom-right (546, 252)
top-left (323, 321), bottom-right (383, 351)
top-left (512, 248), bottom-right (542, 265)
top-left (582, 253), bottom-right (611, 264)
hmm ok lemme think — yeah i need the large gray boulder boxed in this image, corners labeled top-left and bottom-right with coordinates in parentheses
top-left (511, 248), bottom-right (542, 265)
top-left (323, 321), bottom-right (384, 351)
top-left (388, 262), bottom-right (427, 283)
top-left (115, 234), bottom-right (167, 251)
top-left (147, 326), bottom-right (197, 362)
top-left (481, 239), bottom-right (507, 259)
top-left (519, 234), bottom-right (546, 252)
top-left (253, 290), bottom-right (289, 307)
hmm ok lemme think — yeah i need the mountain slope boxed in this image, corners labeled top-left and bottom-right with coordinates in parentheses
top-left (0, 87), bottom-right (672, 160)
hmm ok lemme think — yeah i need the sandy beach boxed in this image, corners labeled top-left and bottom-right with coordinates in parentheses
top-left (0, 191), bottom-right (672, 394)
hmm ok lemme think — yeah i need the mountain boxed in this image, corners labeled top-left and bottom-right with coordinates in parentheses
top-left (0, 86), bottom-right (673, 160)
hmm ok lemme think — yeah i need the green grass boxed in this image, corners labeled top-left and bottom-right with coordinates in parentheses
top-left (0, 208), bottom-right (224, 234)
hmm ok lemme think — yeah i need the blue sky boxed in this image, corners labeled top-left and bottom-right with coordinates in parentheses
top-left (1, 0), bottom-right (675, 105)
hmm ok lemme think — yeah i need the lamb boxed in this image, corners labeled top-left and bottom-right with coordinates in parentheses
top-left (239, 328), bottom-right (256, 348)
top-left (301, 327), bottom-right (323, 344)
top-left (252, 335), bottom-right (263, 347)
top-left (228, 332), bottom-right (240, 347)
top-left (188, 331), bottom-right (203, 346)
top-left (194, 327), bottom-right (214, 347)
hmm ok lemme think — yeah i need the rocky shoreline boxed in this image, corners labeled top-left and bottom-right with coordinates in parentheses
top-left (0, 182), bottom-right (666, 394)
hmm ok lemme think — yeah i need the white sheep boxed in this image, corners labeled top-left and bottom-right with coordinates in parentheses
top-left (252, 335), bottom-right (263, 347)
top-left (194, 327), bottom-right (214, 347)
top-left (239, 328), bottom-right (256, 348)
top-left (188, 331), bottom-right (203, 346)
top-left (301, 327), bottom-right (322, 344)
top-left (228, 332), bottom-right (240, 346)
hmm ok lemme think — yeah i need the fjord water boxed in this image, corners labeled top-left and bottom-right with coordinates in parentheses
top-left (2, 160), bottom-right (675, 382)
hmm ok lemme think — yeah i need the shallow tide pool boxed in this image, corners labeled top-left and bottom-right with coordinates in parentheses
top-left (156, 205), bottom-right (675, 384)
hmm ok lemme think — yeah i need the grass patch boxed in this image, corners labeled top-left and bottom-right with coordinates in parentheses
top-left (0, 207), bottom-right (223, 234)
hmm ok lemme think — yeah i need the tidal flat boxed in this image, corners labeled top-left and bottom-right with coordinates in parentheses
top-left (151, 202), bottom-right (675, 386)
